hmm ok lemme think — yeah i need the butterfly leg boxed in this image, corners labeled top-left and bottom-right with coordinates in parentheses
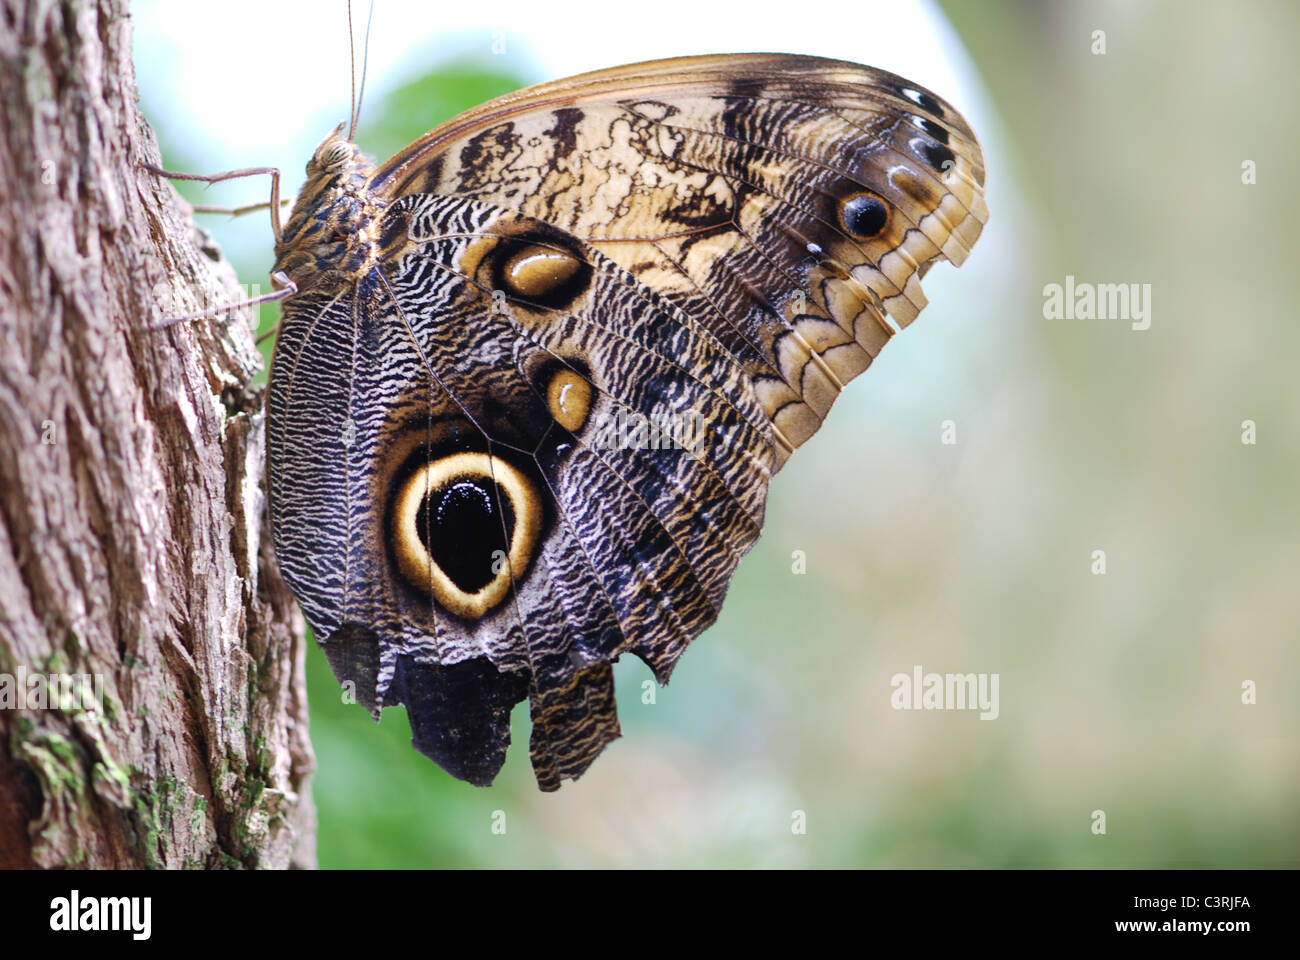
top-left (140, 162), bottom-right (285, 240)
top-left (151, 269), bottom-right (298, 332)
top-left (190, 198), bottom-right (291, 219)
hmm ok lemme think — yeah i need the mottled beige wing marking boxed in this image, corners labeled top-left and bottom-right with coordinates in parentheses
top-left (373, 53), bottom-right (987, 460)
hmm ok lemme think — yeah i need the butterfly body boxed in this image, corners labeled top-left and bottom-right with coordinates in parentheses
top-left (266, 54), bottom-right (987, 790)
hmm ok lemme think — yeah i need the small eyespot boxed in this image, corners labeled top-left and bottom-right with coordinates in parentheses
top-left (488, 236), bottom-right (592, 310)
top-left (900, 86), bottom-right (944, 117)
top-left (545, 368), bottom-right (593, 432)
top-left (840, 193), bottom-right (889, 239)
top-left (911, 137), bottom-right (957, 175)
top-left (504, 248), bottom-right (583, 300)
top-left (907, 114), bottom-right (950, 145)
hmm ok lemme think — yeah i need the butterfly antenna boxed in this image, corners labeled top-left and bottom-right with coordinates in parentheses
top-left (352, 0), bottom-right (376, 140)
top-left (347, 0), bottom-right (358, 140)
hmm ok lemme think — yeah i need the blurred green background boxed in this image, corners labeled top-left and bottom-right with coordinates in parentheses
top-left (140, 0), bottom-right (1299, 867)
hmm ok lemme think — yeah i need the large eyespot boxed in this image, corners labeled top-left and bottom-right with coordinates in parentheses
top-left (545, 368), bottom-right (593, 433)
top-left (839, 192), bottom-right (889, 239)
top-left (390, 452), bottom-right (541, 619)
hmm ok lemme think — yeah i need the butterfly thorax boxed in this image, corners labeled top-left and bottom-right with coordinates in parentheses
top-left (274, 128), bottom-right (385, 295)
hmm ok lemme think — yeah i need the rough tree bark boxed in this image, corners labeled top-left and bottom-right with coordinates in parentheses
top-left (0, 0), bottom-right (315, 867)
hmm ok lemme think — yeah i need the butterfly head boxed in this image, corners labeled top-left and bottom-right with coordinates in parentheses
top-left (274, 125), bottom-right (381, 294)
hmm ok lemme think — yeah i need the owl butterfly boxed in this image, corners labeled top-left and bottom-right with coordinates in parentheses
top-left (175, 48), bottom-right (986, 790)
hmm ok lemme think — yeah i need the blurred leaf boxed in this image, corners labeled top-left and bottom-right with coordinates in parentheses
top-left (357, 56), bottom-right (531, 164)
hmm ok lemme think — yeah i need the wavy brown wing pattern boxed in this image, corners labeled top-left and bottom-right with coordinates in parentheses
top-left (267, 54), bottom-right (987, 791)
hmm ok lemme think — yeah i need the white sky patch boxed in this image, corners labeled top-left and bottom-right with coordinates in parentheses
top-left (131, 0), bottom-right (1023, 416)
top-left (133, 0), bottom-right (990, 186)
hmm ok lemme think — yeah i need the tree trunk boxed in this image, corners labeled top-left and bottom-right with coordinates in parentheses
top-left (0, 0), bottom-right (315, 868)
